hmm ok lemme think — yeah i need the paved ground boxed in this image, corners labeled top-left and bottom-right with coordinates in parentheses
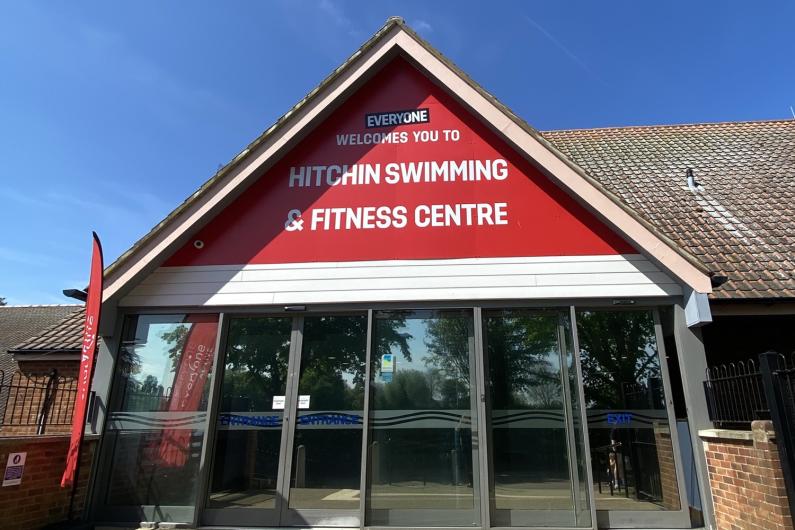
top-left (209, 480), bottom-right (667, 512)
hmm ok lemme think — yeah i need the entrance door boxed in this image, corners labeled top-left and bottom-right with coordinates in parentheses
top-left (202, 314), bottom-right (368, 527)
top-left (482, 309), bottom-right (592, 528)
top-left (575, 308), bottom-right (690, 528)
top-left (364, 310), bottom-right (482, 527)
top-left (281, 315), bottom-right (367, 526)
top-left (202, 316), bottom-right (294, 527)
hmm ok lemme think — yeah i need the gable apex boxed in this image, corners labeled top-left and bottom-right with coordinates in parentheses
top-left (102, 18), bottom-right (712, 302)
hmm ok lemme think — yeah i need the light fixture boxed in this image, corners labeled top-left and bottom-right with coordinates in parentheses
top-left (63, 289), bottom-right (88, 302)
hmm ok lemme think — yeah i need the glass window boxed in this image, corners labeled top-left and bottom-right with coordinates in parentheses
top-left (101, 314), bottom-right (219, 514)
top-left (366, 310), bottom-right (479, 527)
top-left (576, 309), bottom-right (681, 512)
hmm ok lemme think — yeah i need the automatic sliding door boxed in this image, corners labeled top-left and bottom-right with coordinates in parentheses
top-left (365, 310), bottom-right (481, 527)
top-left (483, 309), bottom-right (592, 527)
top-left (282, 314), bottom-right (367, 526)
top-left (576, 308), bottom-right (689, 528)
top-left (203, 316), bottom-right (294, 527)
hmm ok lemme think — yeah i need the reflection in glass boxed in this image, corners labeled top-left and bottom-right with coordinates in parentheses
top-left (102, 314), bottom-right (219, 510)
top-left (288, 315), bottom-right (367, 510)
top-left (366, 310), bottom-right (479, 527)
top-left (207, 317), bottom-right (292, 510)
top-left (484, 310), bottom-right (590, 527)
top-left (577, 309), bottom-right (681, 511)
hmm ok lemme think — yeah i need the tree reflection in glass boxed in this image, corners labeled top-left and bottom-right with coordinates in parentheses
top-left (577, 310), bottom-right (681, 511)
top-left (484, 310), bottom-right (582, 526)
top-left (288, 315), bottom-right (368, 510)
top-left (366, 310), bottom-right (479, 527)
top-left (208, 317), bottom-right (293, 510)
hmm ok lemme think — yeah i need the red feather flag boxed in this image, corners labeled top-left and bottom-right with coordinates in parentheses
top-left (61, 232), bottom-right (103, 488)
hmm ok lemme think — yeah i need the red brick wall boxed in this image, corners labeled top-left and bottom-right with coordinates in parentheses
top-left (654, 423), bottom-right (681, 510)
top-left (1, 361), bottom-right (79, 437)
top-left (0, 435), bottom-right (95, 530)
top-left (702, 420), bottom-right (793, 530)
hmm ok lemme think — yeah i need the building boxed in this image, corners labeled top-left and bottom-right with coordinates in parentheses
top-left (0, 305), bottom-right (81, 378)
top-left (0, 304), bottom-right (82, 431)
top-left (82, 18), bottom-right (794, 530)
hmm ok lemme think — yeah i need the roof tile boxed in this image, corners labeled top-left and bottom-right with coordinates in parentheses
top-left (543, 120), bottom-right (795, 299)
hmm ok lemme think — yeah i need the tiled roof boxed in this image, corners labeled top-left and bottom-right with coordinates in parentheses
top-left (10, 307), bottom-right (85, 354)
top-left (543, 119), bottom-right (795, 299)
top-left (0, 305), bottom-right (82, 372)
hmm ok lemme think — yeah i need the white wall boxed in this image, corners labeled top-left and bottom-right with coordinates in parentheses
top-left (119, 254), bottom-right (681, 307)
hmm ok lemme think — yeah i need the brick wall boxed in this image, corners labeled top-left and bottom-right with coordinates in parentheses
top-left (701, 420), bottom-right (793, 530)
top-left (654, 423), bottom-right (681, 510)
top-left (0, 361), bottom-right (79, 437)
top-left (0, 435), bottom-right (96, 530)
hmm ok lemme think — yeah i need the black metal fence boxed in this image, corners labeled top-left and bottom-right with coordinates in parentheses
top-left (703, 351), bottom-right (795, 520)
top-left (703, 359), bottom-right (767, 428)
top-left (0, 369), bottom-right (78, 435)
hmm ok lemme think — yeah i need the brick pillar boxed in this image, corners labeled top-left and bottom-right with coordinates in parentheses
top-left (701, 420), bottom-right (793, 530)
top-left (654, 422), bottom-right (681, 510)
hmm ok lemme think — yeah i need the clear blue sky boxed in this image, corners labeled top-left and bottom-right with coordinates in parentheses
top-left (1, 1), bottom-right (793, 304)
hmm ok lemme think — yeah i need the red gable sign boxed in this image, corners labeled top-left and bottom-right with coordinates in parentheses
top-left (166, 58), bottom-right (633, 267)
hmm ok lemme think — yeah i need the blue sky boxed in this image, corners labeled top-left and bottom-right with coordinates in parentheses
top-left (1, 1), bottom-right (793, 304)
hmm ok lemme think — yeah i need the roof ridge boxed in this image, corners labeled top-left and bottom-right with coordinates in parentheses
top-left (542, 117), bottom-right (795, 134)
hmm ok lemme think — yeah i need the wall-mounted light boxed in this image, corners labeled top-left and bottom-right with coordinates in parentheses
top-left (62, 289), bottom-right (88, 302)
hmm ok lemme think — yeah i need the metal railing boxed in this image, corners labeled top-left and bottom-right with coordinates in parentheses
top-left (0, 369), bottom-right (78, 435)
top-left (703, 351), bottom-right (795, 519)
top-left (703, 359), bottom-right (768, 428)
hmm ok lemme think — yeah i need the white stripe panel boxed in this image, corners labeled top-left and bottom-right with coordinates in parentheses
top-left (119, 254), bottom-right (681, 307)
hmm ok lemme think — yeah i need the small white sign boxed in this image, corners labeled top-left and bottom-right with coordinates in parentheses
top-left (298, 395), bottom-right (311, 409)
top-left (2, 452), bottom-right (26, 487)
top-left (272, 395), bottom-right (286, 410)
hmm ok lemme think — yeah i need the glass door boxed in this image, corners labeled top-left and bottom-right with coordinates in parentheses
top-left (202, 314), bottom-right (368, 528)
top-left (482, 309), bottom-right (592, 527)
top-left (575, 308), bottom-right (689, 528)
top-left (94, 313), bottom-right (220, 524)
top-left (365, 310), bottom-right (481, 527)
top-left (202, 316), bottom-right (295, 527)
top-left (281, 314), bottom-right (368, 526)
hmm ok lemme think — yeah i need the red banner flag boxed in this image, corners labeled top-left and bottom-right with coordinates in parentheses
top-left (61, 232), bottom-right (103, 488)
top-left (157, 314), bottom-right (218, 467)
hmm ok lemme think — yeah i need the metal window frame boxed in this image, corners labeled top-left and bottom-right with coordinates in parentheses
top-left (568, 305), bottom-right (598, 530)
top-left (479, 307), bottom-right (595, 529)
top-left (363, 308), bottom-right (483, 528)
top-left (90, 297), bottom-right (700, 530)
top-left (90, 313), bottom-right (225, 525)
top-left (576, 307), bottom-right (691, 529)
